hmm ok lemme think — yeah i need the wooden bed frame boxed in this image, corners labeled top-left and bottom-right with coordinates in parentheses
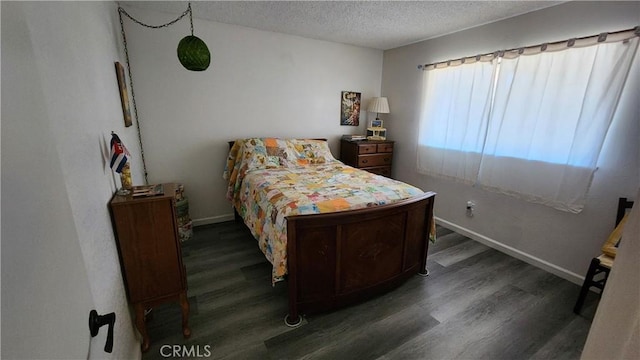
top-left (227, 140), bottom-right (436, 326)
top-left (285, 191), bottom-right (435, 325)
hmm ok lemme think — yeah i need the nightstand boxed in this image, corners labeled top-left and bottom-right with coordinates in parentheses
top-left (109, 183), bottom-right (190, 352)
top-left (340, 139), bottom-right (394, 177)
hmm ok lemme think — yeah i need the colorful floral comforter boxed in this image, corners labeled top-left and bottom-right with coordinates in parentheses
top-left (223, 138), bottom-right (433, 284)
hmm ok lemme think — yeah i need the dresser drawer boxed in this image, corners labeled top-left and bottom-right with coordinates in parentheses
top-left (377, 143), bottom-right (394, 153)
top-left (358, 154), bottom-right (392, 167)
top-left (358, 144), bottom-right (378, 154)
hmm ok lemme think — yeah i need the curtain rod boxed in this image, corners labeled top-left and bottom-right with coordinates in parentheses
top-left (418, 25), bottom-right (640, 70)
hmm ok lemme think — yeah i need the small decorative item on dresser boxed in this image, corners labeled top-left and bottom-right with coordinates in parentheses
top-left (109, 132), bottom-right (133, 195)
top-left (366, 127), bottom-right (387, 141)
top-left (342, 134), bottom-right (367, 141)
top-left (132, 184), bottom-right (164, 197)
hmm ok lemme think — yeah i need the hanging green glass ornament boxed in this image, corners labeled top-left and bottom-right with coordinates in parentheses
top-left (177, 2), bottom-right (211, 71)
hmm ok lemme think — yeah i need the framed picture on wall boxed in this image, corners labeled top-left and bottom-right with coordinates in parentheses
top-left (115, 62), bottom-right (132, 127)
top-left (340, 91), bottom-right (361, 126)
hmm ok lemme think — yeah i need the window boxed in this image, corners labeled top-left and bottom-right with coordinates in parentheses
top-left (418, 36), bottom-right (638, 213)
top-left (417, 60), bottom-right (496, 184)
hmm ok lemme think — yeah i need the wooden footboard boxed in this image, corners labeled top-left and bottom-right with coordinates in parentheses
top-left (285, 191), bottom-right (436, 324)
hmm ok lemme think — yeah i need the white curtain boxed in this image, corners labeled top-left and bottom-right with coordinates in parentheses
top-left (478, 38), bottom-right (638, 212)
top-left (417, 60), bottom-right (496, 184)
top-left (417, 37), bottom-right (638, 213)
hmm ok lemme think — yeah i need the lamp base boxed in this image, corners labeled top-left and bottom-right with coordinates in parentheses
top-left (366, 127), bottom-right (387, 141)
top-left (366, 136), bottom-right (387, 141)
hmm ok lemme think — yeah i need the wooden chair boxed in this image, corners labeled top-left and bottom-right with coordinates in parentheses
top-left (573, 198), bottom-right (634, 314)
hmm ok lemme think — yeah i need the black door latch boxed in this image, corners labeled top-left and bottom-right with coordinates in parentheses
top-left (89, 310), bottom-right (116, 353)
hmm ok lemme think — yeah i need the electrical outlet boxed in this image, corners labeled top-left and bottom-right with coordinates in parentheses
top-left (466, 201), bottom-right (475, 217)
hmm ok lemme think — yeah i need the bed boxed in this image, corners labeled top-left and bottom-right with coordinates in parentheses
top-left (224, 138), bottom-right (436, 326)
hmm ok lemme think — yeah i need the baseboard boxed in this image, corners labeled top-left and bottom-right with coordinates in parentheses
top-left (435, 216), bottom-right (585, 286)
top-left (193, 213), bottom-right (235, 227)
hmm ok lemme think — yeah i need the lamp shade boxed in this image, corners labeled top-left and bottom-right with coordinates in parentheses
top-left (177, 35), bottom-right (211, 71)
top-left (367, 97), bottom-right (390, 114)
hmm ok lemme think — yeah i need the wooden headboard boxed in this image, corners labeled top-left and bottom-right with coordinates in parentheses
top-left (227, 138), bottom-right (328, 150)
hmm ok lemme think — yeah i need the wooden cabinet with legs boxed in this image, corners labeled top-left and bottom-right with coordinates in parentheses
top-left (109, 183), bottom-right (190, 352)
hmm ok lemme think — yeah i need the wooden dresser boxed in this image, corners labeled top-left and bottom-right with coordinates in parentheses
top-left (340, 139), bottom-right (394, 177)
top-left (109, 183), bottom-right (190, 352)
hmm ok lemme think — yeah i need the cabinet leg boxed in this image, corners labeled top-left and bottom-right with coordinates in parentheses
top-left (180, 292), bottom-right (191, 338)
top-left (134, 303), bottom-right (150, 353)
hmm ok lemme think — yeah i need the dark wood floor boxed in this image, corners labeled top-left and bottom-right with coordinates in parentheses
top-left (142, 221), bottom-right (597, 359)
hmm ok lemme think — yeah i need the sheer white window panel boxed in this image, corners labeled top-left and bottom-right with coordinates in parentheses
top-left (417, 60), bottom-right (496, 184)
top-left (478, 38), bottom-right (638, 213)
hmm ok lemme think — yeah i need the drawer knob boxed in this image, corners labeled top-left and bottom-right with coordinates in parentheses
top-left (362, 159), bottom-right (368, 164)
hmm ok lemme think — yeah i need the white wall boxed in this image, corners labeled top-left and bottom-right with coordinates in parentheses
top-left (121, 5), bottom-right (384, 224)
top-left (1, 2), bottom-right (142, 358)
top-left (382, 1), bottom-right (640, 283)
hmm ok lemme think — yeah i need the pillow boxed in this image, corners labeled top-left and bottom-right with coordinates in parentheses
top-left (224, 138), bottom-right (337, 203)
top-left (241, 138), bottom-right (287, 170)
top-left (264, 138), bottom-right (296, 167)
top-left (288, 139), bottom-right (337, 165)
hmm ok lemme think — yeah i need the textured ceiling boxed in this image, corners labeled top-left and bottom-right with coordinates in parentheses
top-left (123, 1), bottom-right (564, 50)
